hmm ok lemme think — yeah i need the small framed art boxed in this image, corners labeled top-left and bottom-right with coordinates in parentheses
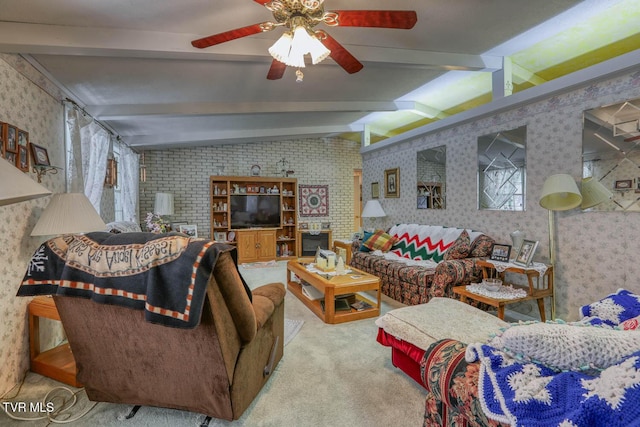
top-left (17, 145), bottom-right (29, 171)
top-left (299, 222), bottom-right (308, 230)
top-left (213, 231), bottom-right (227, 242)
top-left (179, 224), bottom-right (198, 238)
top-left (614, 179), bottom-right (633, 190)
top-left (30, 143), bottom-right (51, 166)
top-left (513, 239), bottom-right (538, 267)
top-left (6, 125), bottom-right (17, 153)
top-left (489, 243), bottom-right (512, 262)
top-left (384, 168), bottom-right (399, 198)
top-left (17, 129), bottom-right (29, 147)
top-left (371, 182), bottom-right (379, 199)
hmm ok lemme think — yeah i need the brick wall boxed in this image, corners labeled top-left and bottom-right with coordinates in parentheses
top-left (139, 137), bottom-right (362, 241)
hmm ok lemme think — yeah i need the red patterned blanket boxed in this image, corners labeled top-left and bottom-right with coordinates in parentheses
top-left (17, 232), bottom-right (246, 328)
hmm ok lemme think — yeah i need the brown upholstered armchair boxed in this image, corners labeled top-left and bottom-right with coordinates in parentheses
top-left (53, 250), bottom-right (285, 421)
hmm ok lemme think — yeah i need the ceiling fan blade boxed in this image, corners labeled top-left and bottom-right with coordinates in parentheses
top-left (326, 10), bottom-right (417, 29)
top-left (267, 59), bottom-right (286, 80)
top-left (191, 22), bottom-right (273, 49)
top-left (318, 31), bottom-right (363, 74)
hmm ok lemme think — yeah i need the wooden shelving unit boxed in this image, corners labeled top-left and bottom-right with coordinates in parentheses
top-left (210, 175), bottom-right (298, 263)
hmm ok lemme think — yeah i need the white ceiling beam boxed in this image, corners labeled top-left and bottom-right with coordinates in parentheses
top-left (0, 22), bottom-right (502, 71)
top-left (511, 63), bottom-right (548, 86)
top-left (124, 124), bottom-right (363, 148)
top-left (394, 101), bottom-right (449, 119)
top-left (90, 101), bottom-right (406, 119)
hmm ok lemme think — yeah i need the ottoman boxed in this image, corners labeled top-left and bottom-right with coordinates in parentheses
top-left (376, 297), bottom-right (508, 387)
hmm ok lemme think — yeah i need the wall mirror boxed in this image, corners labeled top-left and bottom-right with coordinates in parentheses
top-left (416, 146), bottom-right (446, 209)
top-left (477, 125), bottom-right (527, 211)
top-left (583, 97), bottom-right (640, 211)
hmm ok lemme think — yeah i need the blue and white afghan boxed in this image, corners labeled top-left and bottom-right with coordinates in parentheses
top-left (466, 343), bottom-right (640, 427)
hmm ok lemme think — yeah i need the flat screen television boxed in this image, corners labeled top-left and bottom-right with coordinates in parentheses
top-left (230, 194), bottom-right (281, 229)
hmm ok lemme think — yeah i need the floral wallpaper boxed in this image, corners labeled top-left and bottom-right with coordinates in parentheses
top-left (363, 69), bottom-right (640, 321)
top-left (0, 55), bottom-right (66, 395)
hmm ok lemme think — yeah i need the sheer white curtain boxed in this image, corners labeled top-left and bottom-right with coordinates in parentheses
top-left (119, 143), bottom-right (140, 222)
top-left (65, 106), bottom-right (110, 214)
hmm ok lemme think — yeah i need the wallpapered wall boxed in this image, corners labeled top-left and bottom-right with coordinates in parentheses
top-left (139, 138), bottom-right (362, 242)
top-left (0, 55), bottom-right (66, 396)
top-left (362, 69), bottom-right (640, 321)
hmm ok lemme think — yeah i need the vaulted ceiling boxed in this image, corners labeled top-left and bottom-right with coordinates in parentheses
top-left (1, 0), bottom-right (639, 150)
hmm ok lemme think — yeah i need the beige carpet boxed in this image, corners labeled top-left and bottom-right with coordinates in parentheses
top-left (0, 262), bottom-right (426, 426)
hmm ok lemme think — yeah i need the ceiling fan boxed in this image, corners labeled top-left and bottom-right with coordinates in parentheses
top-left (191, 0), bottom-right (417, 81)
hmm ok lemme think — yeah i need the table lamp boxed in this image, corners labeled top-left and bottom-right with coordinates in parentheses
top-left (31, 193), bottom-right (106, 236)
top-left (0, 157), bottom-right (51, 206)
top-left (361, 200), bottom-right (386, 231)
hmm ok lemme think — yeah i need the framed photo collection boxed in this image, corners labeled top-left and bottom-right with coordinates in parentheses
top-left (2, 122), bottom-right (36, 173)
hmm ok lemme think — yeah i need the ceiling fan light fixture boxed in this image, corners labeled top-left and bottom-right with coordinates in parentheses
top-left (268, 32), bottom-right (293, 63)
top-left (308, 34), bottom-right (330, 64)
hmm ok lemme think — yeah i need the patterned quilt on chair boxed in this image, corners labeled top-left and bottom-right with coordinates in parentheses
top-left (17, 232), bottom-right (245, 328)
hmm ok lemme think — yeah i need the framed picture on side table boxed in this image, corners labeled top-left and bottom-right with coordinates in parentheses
top-left (489, 243), bottom-right (511, 262)
top-left (213, 231), bottom-right (227, 242)
top-left (179, 224), bottom-right (198, 238)
top-left (513, 239), bottom-right (538, 267)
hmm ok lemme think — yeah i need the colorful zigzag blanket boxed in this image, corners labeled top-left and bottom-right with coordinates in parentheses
top-left (466, 343), bottom-right (640, 427)
top-left (17, 232), bottom-right (245, 329)
top-left (388, 224), bottom-right (483, 262)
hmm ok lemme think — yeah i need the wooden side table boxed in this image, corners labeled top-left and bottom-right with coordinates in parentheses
top-left (332, 239), bottom-right (354, 265)
top-left (28, 296), bottom-right (81, 387)
top-left (453, 259), bottom-right (553, 321)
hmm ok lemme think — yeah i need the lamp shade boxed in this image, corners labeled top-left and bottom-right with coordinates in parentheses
top-left (362, 200), bottom-right (386, 218)
top-left (154, 192), bottom-right (174, 216)
top-left (0, 157), bottom-right (51, 206)
top-left (539, 174), bottom-right (582, 211)
top-left (581, 177), bottom-right (612, 209)
top-left (31, 193), bottom-right (106, 236)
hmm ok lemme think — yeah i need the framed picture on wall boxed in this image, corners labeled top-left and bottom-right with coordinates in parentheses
top-left (371, 182), bottom-right (379, 199)
top-left (0, 123), bottom-right (5, 157)
top-left (30, 143), bottom-right (51, 166)
top-left (384, 168), bottom-right (400, 198)
top-left (17, 145), bottom-right (29, 171)
top-left (17, 129), bottom-right (29, 147)
top-left (6, 125), bottom-right (17, 153)
top-left (513, 239), bottom-right (538, 267)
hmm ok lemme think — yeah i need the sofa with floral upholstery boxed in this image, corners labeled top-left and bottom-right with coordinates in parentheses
top-left (419, 288), bottom-right (640, 427)
top-left (350, 224), bottom-right (495, 306)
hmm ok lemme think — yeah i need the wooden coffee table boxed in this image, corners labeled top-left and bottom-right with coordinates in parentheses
top-left (287, 259), bottom-right (381, 324)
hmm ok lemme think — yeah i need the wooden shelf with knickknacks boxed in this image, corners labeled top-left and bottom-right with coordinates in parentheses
top-left (210, 175), bottom-right (298, 264)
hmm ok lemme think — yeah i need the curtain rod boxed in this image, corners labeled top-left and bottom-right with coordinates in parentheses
top-left (62, 98), bottom-right (140, 153)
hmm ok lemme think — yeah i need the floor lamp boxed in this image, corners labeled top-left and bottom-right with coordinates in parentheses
top-left (539, 174), bottom-right (582, 320)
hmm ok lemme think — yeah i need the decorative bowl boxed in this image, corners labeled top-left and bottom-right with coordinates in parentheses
top-left (482, 278), bottom-right (502, 292)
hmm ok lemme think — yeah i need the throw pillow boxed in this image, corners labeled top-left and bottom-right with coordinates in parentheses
top-left (358, 230), bottom-right (374, 252)
top-left (487, 321), bottom-right (640, 373)
top-left (443, 229), bottom-right (471, 260)
top-left (580, 288), bottom-right (640, 326)
top-left (362, 229), bottom-right (397, 252)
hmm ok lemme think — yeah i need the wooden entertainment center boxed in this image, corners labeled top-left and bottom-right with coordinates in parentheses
top-left (210, 175), bottom-right (298, 264)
